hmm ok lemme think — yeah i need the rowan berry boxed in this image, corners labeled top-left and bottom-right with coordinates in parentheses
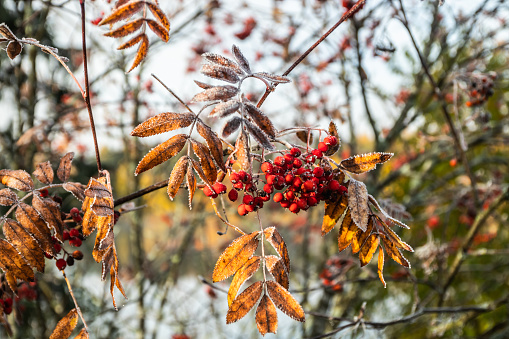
top-left (303, 180), bottom-right (316, 192)
top-left (280, 200), bottom-right (291, 208)
top-left (289, 203), bottom-right (300, 214)
top-left (266, 174), bottom-right (276, 185)
top-left (274, 156), bottom-right (285, 167)
top-left (203, 186), bottom-right (218, 198)
top-left (228, 189), bottom-right (239, 202)
top-left (261, 162), bottom-right (273, 174)
top-left (312, 149), bottom-right (323, 159)
top-left (285, 190), bottom-right (295, 200)
top-left (293, 158), bottom-right (303, 168)
top-left (70, 238), bottom-right (82, 247)
top-left (233, 182), bottom-right (244, 190)
top-left (70, 228), bottom-right (80, 238)
top-left (245, 204), bottom-right (256, 212)
top-left (243, 195), bottom-right (254, 205)
top-left (338, 185), bottom-right (348, 194)
top-left (307, 196), bottom-right (318, 206)
top-left (39, 189), bottom-right (49, 198)
top-left (292, 177), bottom-right (302, 188)
top-left (284, 153), bottom-right (294, 164)
top-left (242, 173), bottom-right (252, 184)
top-left (285, 174), bottom-right (294, 184)
top-left (313, 167), bottom-right (324, 178)
top-left (290, 147), bottom-right (301, 157)
top-left (63, 231), bottom-right (70, 241)
top-left (306, 154), bottom-right (316, 163)
top-left (263, 184), bottom-right (274, 194)
top-left (328, 180), bottom-right (340, 191)
top-left (56, 259), bottom-right (67, 271)
top-left (72, 250), bottom-right (84, 260)
top-left (237, 171), bottom-right (247, 181)
top-left (230, 172), bottom-right (240, 183)
top-left (317, 142), bottom-right (328, 153)
top-left (238, 204), bottom-right (248, 216)
top-left (297, 199), bottom-right (308, 210)
top-left (324, 136), bottom-right (338, 146)
top-left (273, 192), bottom-right (283, 203)
top-left (212, 182), bottom-right (227, 194)
top-left (53, 243), bottom-right (62, 253)
top-left (66, 256), bottom-right (75, 266)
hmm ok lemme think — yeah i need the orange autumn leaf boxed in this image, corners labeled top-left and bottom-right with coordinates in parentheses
top-left (167, 156), bottom-right (189, 200)
top-left (104, 18), bottom-right (144, 38)
top-left (322, 193), bottom-right (348, 236)
top-left (265, 255), bottom-right (289, 290)
top-left (256, 294), bottom-right (278, 336)
top-left (341, 152), bottom-right (393, 174)
top-left (378, 247), bottom-right (386, 288)
top-left (337, 209), bottom-right (358, 252)
top-left (263, 227), bottom-right (290, 273)
top-left (226, 281), bottom-right (263, 324)
top-left (359, 233), bottom-right (379, 267)
top-left (131, 112), bottom-right (195, 137)
top-left (98, 0), bottom-right (144, 26)
top-left (128, 32), bottom-right (149, 72)
top-left (266, 281), bottom-right (305, 322)
top-left (33, 161), bottom-right (54, 184)
top-left (228, 256), bottom-right (260, 307)
top-left (0, 169), bottom-right (34, 192)
top-left (3, 218), bottom-right (45, 273)
top-left (135, 134), bottom-right (188, 175)
top-left (57, 152), bottom-right (74, 182)
top-left (49, 308), bottom-right (78, 339)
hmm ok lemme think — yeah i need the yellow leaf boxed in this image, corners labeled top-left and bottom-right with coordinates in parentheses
top-left (167, 156), bottom-right (189, 200)
top-left (228, 256), bottom-right (260, 306)
top-left (351, 217), bottom-right (373, 254)
top-left (322, 193), bottom-right (348, 236)
top-left (378, 248), bottom-right (386, 288)
top-left (131, 112), bottom-right (195, 137)
top-left (49, 308), bottom-right (78, 339)
top-left (341, 152), bottom-right (393, 174)
top-left (135, 134), bottom-right (188, 175)
top-left (337, 209), bottom-right (358, 252)
top-left (263, 227), bottom-right (290, 273)
top-left (359, 233), bottom-right (379, 267)
top-left (0, 169), bottom-right (33, 192)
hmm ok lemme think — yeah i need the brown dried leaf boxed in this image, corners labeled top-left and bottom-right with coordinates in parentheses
top-left (146, 2), bottom-right (170, 30)
top-left (91, 196), bottom-right (114, 217)
top-left (32, 195), bottom-right (64, 242)
top-left (49, 308), bottom-right (78, 339)
top-left (131, 112), bottom-right (195, 137)
top-left (146, 18), bottom-right (169, 42)
top-left (0, 23), bottom-right (17, 40)
top-left (167, 156), bottom-right (189, 200)
top-left (322, 194), bottom-right (348, 236)
top-left (256, 294), bottom-right (278, 336)
top-left (0, 188), bottom-right (18, 206)
top-left (348, 179), bottom-right (369, 232)
top-left (57, 152), bottom-right (74, 182)
top-left (201, 64), bottom-right (240, 84)
top-left (212, 231), bottom-right (260, 282)
top-left (135, 134), bottom-right (188, 175)
top-left (128, 33), bottom-right (149, 72)
top-left (226, 281), bottom-right (263, 324)
top-left (15, 203), bottom-right (55, 256)
top-left (92, 219), bottom-right (114, 263)
top-left (341, 152), bottom-right (393, 174)
top-left (6, 41), bottom-right (22, 60)
top-left (296, 130), bottom-right (312, 144)
top-left (63, 182), bottom-right (87, 201)
top-left (244, 120), bottom-right (275, 151)
top-left (99, 0), bottom-right (144, 26)
top-left (263, 227), bottom-right (290, 273)
top-left (232, 45), bottom-right (251, 74)
top-left (379, 217), bottom-right (413, 252)
top-left (228, 256), bottom-right (260, 307)
top-left (196, 121), bottom-right (226, 172)
top-left (0, 169), bottom-right (34, 192)
top-left (381, 234), bottom-right (410, 268)
top-left (324, 121), bottom-right (340, 156)
top-left (378, 248), bottom-right (386, 288)
top-left (85, 178), bottom-right (113, 199)
top-left (337, 209), bottom-right (358, 252)
top-left (190, 159), bottom-right (213, 190)
top-left (209, 99), bottom-right (240, 118)
top-left (243, 102), bottom-right (276, 138)
top-left (202, 52), bottom-right (243, 75)
top-left (351, 217), bottom-right (373, 254)
top-left (104, 18), bottom-right (144, 38)
top-left (368, 195), bottom-right (410, 229)
top-left (194, 80), bottom-right (213, 89)
top-left (104, 245), bottom-right (127, 310)
top-left (186, 165), bottom-right (196, 209)
top-left (5, 271), bottom-right (18, 295)
top-left (265, 255), bottom-right (289, 290)
top-left (235, 131), bottom-right (251, 172)
top-left (359, 233), bottom-right (379, 267)
top-left (190, 139), bottom-right (217, 184)
top-left (117, 32), bottom-right (144, 50)
top-left (266, 281), bottom-right (305, 322)
top-left (221, 116), bottom-right (242, 138)
top-left (255, 72), bottom-right (290, 84)
top-left (73, 328), bottom-right (89, 339)
top-left (191, 85), bottom-right (238, 102)
top-left (0, 239), bottom-right (34, 282)
top-left (3, 218), bottom-right (45, 273)
top-left (33, 161), bottom-right (54, 185)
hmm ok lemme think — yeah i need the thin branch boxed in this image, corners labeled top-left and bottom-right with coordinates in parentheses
top-left (62, 270), bottom-right (89, 333)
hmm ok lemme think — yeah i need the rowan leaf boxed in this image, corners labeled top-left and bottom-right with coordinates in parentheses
top-left (0, 23), bottom-right (17, 40)
top-left (337, 209), bottom-right (358, 252)
top-left (167, 156), bottom-right (189, 200)
top-left (341, 152), bottom-right (393, 174)
top-left (49, 308), bottom-right (78, 339)
top-left (266, 281), bottom-right (305, 322)
top-left (131, 112), bottom-right (195, 137)
top-left (348, 179), bottom-right (370, 231)
top-left (186, 164), bottom-right (196, 209)
top-left (98, 0), bottom-right (144, 26)
top-left (33, 161), bottom-right (54, 185)
top-left (146, 18), bottom-right (169, 42)
top-left (244, 120), bottom-right (275, 151)
top-left (235, 131), bottom-right (251, 172)
top-left (201, 64), bottom-right (240, 84)
top-left (381, 234), bottom-right (410, 268)
top-left (324, 121), bottom-right (340, 156)
top-left (127, 33), bottom-right (148, 72)
top-left (226, 281), bottom-right (263, 324)
top-left (351, 217), bottom-right (373, 254)
top-left (212, 231), bottom-right (260, 282)
top-left (221, 116), bottom-right (242, 138)
top-left (0, 188), bottom-right (18, 206)
top-left (209, 99), bottom-right (241, 118)
top-left (57, 152), bottom-right (74, 182)
top-left (0, 169), bottom-right (33, 192)
top-left (202, 52), bottom-right (243, 75)
top-left (73, 328), bottom-right (89, 339)
top-left (368, 195), bottom-right (410, 229)
top-left (243, 102), bottom-right (276, 138)
top-left (32, 195), bottom-right (64, 242)
top-left (117, 32), bottom-right (144, 50)
top-left (232, 45), bottom-right (251, 74)
top-left (15, 203), bottom-right (55, 256)
top-left (194, 80), bottom-right (213, 89)
top-left (146, 2), bottom-right (170, 30)
top-left (263, 227), bottom-right (290, 273)
top-left (296, 130), bottom-right (312, 144)
top-left (104, 18), bottom-right (144, 38)
top-left (6, 41), bottom-right (22, 59)
top-left (135, 134), bottom-right (188, 175)
top-left (3, 218), bottom-right (45, 272)
top-left (191, 85), bottom-right (238, 102)
top-left (63, 182), bottom-right (87, 201)
top-left (0, 239), bottom-right (34, 282)
top-left (228, 256), bottom-right (260, 307)
top-left (378, 248), bottom-right (386, 288)
top-left (85, 178), bottom-right (113, 199)
top-left (190, 139), bottom-right (217, 184)
top-left (196, 121), bottom-right (226, 172)
top-left (5, 271), bottom-right (18, 295)
top-left (322, 194), bottom-right (348, 236)
top-left (190, 159), bottom-right (213, 190)
top-left (256, 294), bottom-right (278, 336)
top-left (265, 255), bottom-right (289, 290)
top-left (359, 233), bottom-right (379, 267)
top-left (255, 72), bottom-right (290, 84)
top-left (379, 217), bottom-right (413, 252)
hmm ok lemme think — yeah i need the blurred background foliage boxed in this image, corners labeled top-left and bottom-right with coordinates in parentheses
top-left (0, 0), bottom-right (508, 338)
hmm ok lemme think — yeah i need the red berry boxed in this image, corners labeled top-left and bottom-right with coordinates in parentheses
top-left (44, 252), bottom-right (53, 259)
top-left (289, 203), bottom-right (300, 214)
top-left (284, 174), bottom-right (294, 184)
top-left (53, 243), bottom-right (62, 253)
top-left (266, 174), bottom-right (276, 185)
top-left (306, 154), bottom-right (317, 163)
top-left (242, 173), bottom-right (252, 184)
top-left (303, 180), bottom-right (316, 192)
top-left (233, 182), bottom-right (244, 190)
top-left (243, 195), bottom-right (254, 205)
top-left (63, 231), bottom-right (70, 241)
top-left (263, 184), bottom-right (274, 194)
top-left (290, 147), bottom-right (301, 157)
top-left (70, 228), bottom-right (80, 238)
top-left (56, 259), bottom-right (67, 271)
top-left (212, 182), bottom-right (227, 194)
top-left (317, 142), bottom-right (328, 153)
top-left (296, 167), bottom-right (306, 176)
top-left (328, 180), bottom-right (340, 191)
top-left (245, 204), bottom-right (256, 212)
top-left (283, 153), bottom-right (294, 164)
top-left (297, 199), bottom-right (308, 210)
top-left (254, 197), bottom-right (264, 208)
top-left (70, 207), bottom-right (80, 216)
top-left (70, 238), bottom-right (82, 247)
top-left (72, 250), bottom-right (83, 260)
top-left (244, 183), bottom-right (254, 192)
top-left (307, 196), bottom-right (318, 206)
top-left (230, 172), bottom-right (240, 183)
top-left (40, 189), bottom-right (49, 198)
top-left (274, 156), bottom-right (285, 166)
top-left (228, 189), bottom-right (238, 202)
top-left (292, 177), bottom-right (302, 188)
top-left (261, 162), bottom-right (273, 174)
top-left (280, 200), bottom-right (291, 208)
top-left (238, 204), bottom-right (248, 216)
top-left (293, 158), bottom-right (303, 168)
top-left (312, 149), bottom-right (323, 159)
top-left (338, 185), bottom-right (348, 194)
top-left (203, 186), bottom-right (218, 198)
top-left (237, 171), bottom-right (247, 182)
top-left (260, 194), bottom-right (270, 202)
top-left (273, 192), bottom-right (283, 203)
top-left (313, 167), bottom-right (324, 178)
top-left (324, 136), bottom-right (338, 146)
top-left (285, 190), bottom-right (295, 200)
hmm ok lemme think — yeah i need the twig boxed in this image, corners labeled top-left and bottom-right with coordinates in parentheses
top-left (256, 0), bottom-right (367, 108)
top-left (80, 0), bottom-right (102, 172)
top-left (62, 270), bottom-right (89, 333)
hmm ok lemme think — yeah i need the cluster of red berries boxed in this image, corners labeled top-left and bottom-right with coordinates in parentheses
top-left (465, 72), bottom-right (496, 107)
top-left (0, 297), bottom-right (13, 315)
top-left (47, 207), bottom-right (84, 271)
top-left (319, 257), bottom-right (352, 292)
top-left (16, 282), bottom-right (38, 302)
